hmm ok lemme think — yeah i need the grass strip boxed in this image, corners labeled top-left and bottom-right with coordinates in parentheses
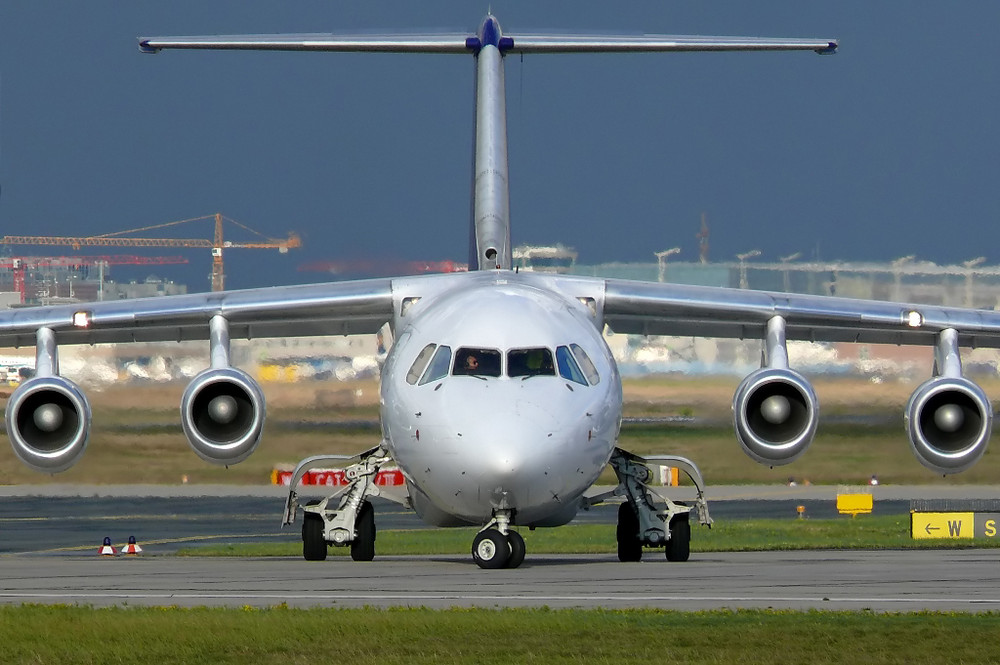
top-left (177, 515), bottom-right (1000, 557)
top-left (0, 606), bottom-right (997, 665)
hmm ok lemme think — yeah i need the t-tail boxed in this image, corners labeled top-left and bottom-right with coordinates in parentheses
top-left (140, 15), bottom-right (837, 272)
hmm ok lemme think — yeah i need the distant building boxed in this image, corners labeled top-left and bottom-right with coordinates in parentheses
top-left (568, 258), bottom-right (1000, 309)
top-left (513, 245), bottom-right (578, 273)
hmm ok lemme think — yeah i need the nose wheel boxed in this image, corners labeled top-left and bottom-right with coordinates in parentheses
top-left (472, 528), bottom-right (526, 569)
top-left (507, 530), bottom-right (526, 568)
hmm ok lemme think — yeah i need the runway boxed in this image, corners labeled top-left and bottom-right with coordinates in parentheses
top-left (0, 487), bottom-right (915, 556)
top-left (1, 550), bottom-right (999, 611)
top-left (1, 484), bottom-right (998, 611)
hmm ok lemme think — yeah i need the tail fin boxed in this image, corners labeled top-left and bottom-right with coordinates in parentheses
top-left (140, 17), bottom-right (837, 272)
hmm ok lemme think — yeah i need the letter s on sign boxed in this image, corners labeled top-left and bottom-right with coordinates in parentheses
top-left (987, 520), bottom-right (997, 538)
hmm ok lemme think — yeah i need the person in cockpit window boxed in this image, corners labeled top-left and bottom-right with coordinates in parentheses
top-left (463, 353), bottom-right (479, 373)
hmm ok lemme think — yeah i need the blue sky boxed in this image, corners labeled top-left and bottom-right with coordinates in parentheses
top-left (2, 2), bottom-right (999, 290)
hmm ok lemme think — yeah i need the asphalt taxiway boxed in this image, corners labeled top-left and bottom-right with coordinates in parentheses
top-left (0, 484), bottom-right (920, 556)
top-left (1, 550), bottom-right (998, 611)
top-left (1, 484), bottom-right (997, 611)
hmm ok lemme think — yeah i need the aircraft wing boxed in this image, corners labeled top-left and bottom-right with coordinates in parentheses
top-left (602, 278), bottom-right (1000, 348)
top-left (0, 278), bottom-right (395, 347)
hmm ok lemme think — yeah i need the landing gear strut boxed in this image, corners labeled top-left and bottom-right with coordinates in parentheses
top-left (588, 448), bottom-right (712, 563)
top-left (472, 512), bottom-right (525, 569)
top-left (282, 445), bottom-right (405, 562)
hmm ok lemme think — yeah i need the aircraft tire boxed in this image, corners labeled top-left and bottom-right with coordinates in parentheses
top-left (472, 529), bottom-right (510, 569)
top-left (351, 500), bottom-right (376, 562)
top-left (506, 530), bottom-right (526, 569)
top-left (665, 513), bottom-right (691, 562)
top-left (302, 513), bottom-right (327, 561)
top-left (616, 503), bottom-right (642, 562)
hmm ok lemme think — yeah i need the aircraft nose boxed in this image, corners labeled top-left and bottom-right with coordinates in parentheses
top-left (461, 406), bottom-right (564, 485)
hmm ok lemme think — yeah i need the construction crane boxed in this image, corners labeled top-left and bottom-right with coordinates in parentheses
top-left (1, 213), bottom-right (301, 291)
top-left (0, 255), bottom-right (188, 304)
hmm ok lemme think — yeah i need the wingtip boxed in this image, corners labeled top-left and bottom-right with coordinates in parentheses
top-left (816, 41), bottom-right (838, 55)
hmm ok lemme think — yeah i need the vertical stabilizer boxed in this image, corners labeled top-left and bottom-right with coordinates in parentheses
top-left (468, 16), bottom-right (512, 270)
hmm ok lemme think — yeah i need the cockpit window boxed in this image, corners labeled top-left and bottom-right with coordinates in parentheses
top-left (406, 343), bottom-right (436, 385)
top-left (570, 343), bottom-right (600, 385)
top-left (556, 346), bottom-right (588, 386)
top-left (418, 345), bottom-right (452, 385)
top-left (454, 347), bottom-right (502, 377)
top-left (508, 348), bottom-right (555, 378)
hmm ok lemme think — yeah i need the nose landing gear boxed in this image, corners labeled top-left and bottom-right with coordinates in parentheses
top-left (472, 512), bottom-right (525, 569)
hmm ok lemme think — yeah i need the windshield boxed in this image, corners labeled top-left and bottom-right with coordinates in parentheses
top-left (454, 347), bottom-right (502, 377)
top-left (556, 346), bottom-right (588, 385)
top-left (508, 348), bottom-right (555, 378)
top-left (419, 345), bottom-right (452, 385)
top-left (406, 343), bottom-right (437, 385)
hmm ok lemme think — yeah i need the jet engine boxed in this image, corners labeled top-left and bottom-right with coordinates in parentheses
top-left (734, 316), bottom-right (819, 466)
top-left (180, 367), bottom-right (265, 465)
top-left (905, 376), bottom-right (991, 474)
top-left (733, 367), bottom-right (819, 466)
top-left (5, 375), bottom-right (92, 473)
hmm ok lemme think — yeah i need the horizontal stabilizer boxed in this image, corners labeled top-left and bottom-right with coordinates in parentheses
top-left (139, 33), bottom-right (473, 54)
top-left (508, 34), bottom-right (838, 55)
top-left (140, 33), bottom-right (837, 56)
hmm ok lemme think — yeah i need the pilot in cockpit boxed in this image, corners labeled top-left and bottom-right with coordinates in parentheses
top-left (463, 354), bottom-right (480, 373)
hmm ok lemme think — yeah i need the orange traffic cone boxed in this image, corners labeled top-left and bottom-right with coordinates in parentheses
top-left (122, 535), bottom-right (143, 555)
top-left (99, 536), bottom-right (117, 556)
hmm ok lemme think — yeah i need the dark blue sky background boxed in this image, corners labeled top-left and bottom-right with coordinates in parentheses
top-left (2, 2), bottom-right (999, 291)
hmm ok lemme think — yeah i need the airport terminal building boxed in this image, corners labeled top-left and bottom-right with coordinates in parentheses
top-left (3, 250), bottom-right (1000, 385)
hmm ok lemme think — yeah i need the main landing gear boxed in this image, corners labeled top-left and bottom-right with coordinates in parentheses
top-left (472, 512), bottom-right (525, 569)
top-left (587, 448), bottom-right (712, 563)
top-left (283, 445), bottom-right (406, 562)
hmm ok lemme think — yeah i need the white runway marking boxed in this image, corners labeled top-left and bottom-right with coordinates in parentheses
top-left (2, 590), bottom-right (1000, 609)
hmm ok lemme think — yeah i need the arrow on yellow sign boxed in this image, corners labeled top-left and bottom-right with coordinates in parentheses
top-left (910, 512), bottom-right (974, 539)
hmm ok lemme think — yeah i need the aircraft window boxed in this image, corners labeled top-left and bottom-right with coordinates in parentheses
top-left (419, 345), bottom-right (452, 385)
top-left (556, 346), bottom-right (588, 386)
top-left (570, 343), bottom-right (600, 385)
top-left (454, 347), bottom-right (502, 377)
top-left (508, 348), bottom-right (555, 379)
top-left (406, 344), bottom-right (436, 385)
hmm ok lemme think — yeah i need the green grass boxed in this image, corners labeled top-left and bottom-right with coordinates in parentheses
top-left (0, 606), bottom-right (997, 664)
top-left (177, 515), bottom-right (1000, 557)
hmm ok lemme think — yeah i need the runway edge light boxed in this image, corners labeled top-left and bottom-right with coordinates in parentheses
top-left (99, 537), bottom-right (117, 556)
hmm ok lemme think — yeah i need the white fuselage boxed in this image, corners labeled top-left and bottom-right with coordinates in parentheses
top-left (380, 271), bottom-right (622, 527)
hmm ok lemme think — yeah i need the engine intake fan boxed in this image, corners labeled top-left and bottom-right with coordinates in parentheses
top-left (734, 367), bottom-right (818, 466)
top-left (180, 367), bottom-right (265, 465)
top-left (5, 375), bottom-right (92, 473)
top-left (906, 376), bottom-right (991, 474)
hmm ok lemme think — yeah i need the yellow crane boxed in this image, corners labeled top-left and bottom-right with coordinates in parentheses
top-left (1, 213), bottom-right (301, 291)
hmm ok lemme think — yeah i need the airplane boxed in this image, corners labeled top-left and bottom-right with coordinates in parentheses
top-left (2, 15), bottom-right (996, 570)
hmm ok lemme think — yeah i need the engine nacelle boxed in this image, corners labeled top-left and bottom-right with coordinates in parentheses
top-left (733, 367), bottom-right (819, 466)
top-left (905, 376), bottom-right (991, 474)
top-left (180, 367), bottom-right (265, 465)
top-left (5, 375), bottom-right (92, 473)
